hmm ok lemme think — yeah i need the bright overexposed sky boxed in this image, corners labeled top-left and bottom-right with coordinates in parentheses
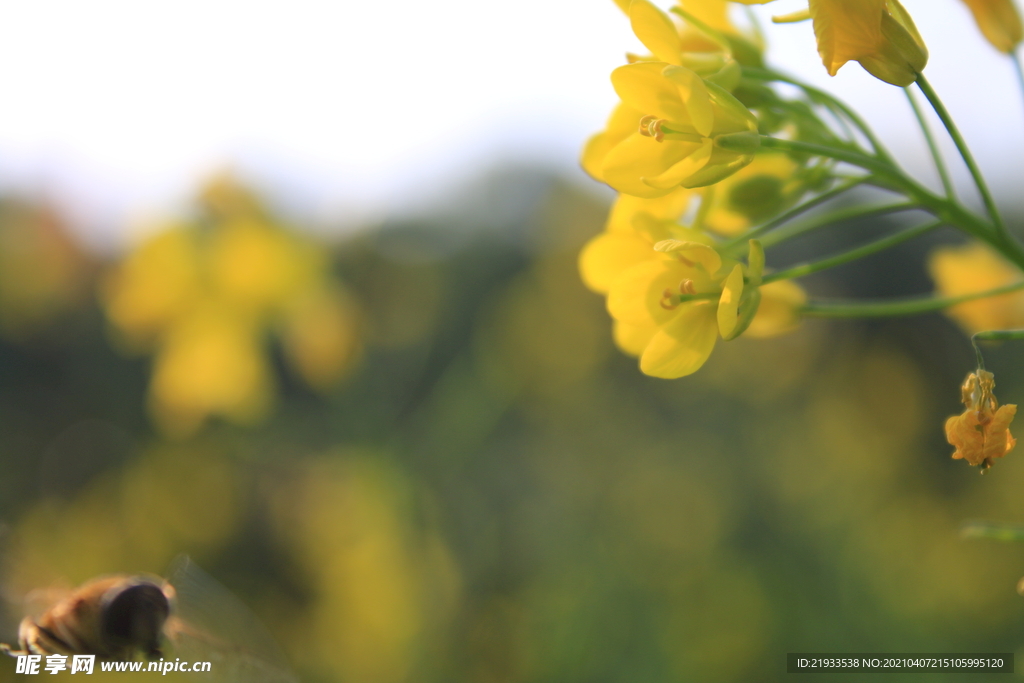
top-left (0, 0), bottom-right (1019, 250)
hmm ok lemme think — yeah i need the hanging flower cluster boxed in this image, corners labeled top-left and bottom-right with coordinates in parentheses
top-left (583, 0), bottom-right (1024, 475)
top-left (581, 0), bottom-right (828, 378)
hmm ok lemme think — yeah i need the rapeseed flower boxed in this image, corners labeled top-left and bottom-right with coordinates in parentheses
top-left (928, 242), bottom-right (1024, 333)
top-left (945, 369), bottom-right (1017, 470)
top-left (584, 1), bottom-right (761, 198)
top-left (959, 0), bottom-right (1022, 53)
top-left (582, 216), bottom-right (805, 378)
top-left (737, 0), bottom-right (927, 86)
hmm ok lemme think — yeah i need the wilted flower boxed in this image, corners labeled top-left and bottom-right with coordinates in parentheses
top-left (945, 369), bottom-right (1017, 470)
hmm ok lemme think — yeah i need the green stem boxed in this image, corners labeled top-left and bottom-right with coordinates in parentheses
top-left (719, 175), bottom-right (871, 252)
top-left (971, 328), bottom-right (1024, 370)
top-left (915, 73), bottom-right (1006, 236)
top-left (762, 220), bottom-right (941, 283)
top-left (755, 136), bottom-right (895, 177)
top-left (756, 136), bottom-right (1024, 272)
top-left (741, 66), bottom-right (893, 161)
top-left (759, 202), bottom-right (920, 250)
top-left (961, 521), bottom-right (1024, 542)
top-left (903, 87), bottom-right (955, 199)
top-left (801, 280), bottom-right (1024, 318)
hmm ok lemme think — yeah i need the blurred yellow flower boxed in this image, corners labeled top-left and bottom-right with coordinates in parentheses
top-left (102, 226), bottom-right (202, 351)
top-left (604, 187), bottom-right (695, 235)
top-left (700, 152), bottom-right (802, 236)
top-left (149, 303), bottom-right (272, 436)
top-left (960, 0), bottom-right (1023, 53)
top-left (0, 201), bottom-right (90, 339)
top-left (945, 369), bottom-right (1017, 470)
top-left (102, 176), bottom-right (362, 437)
top-left (928, 242), bottom-right (1024, 333)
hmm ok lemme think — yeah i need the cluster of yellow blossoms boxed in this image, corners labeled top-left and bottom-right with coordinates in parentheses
top-left (582, 0), bottom-right (1024, 468)
top-left (581, 0), bottom-right (811, 379)
top-left (102, 176), bottom-right (362, 437)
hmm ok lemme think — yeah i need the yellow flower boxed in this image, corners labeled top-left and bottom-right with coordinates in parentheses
top-left (101, 226), bottom-right (202, 351)
top-left (737, 0), bottom-right (927, 86)
top-left (579, 211), bottom-right (693, 294)
top-left (596, 230), bottom-right (805, 377)
top-left (102, 176), bottom-right (362, 436)
top-left (811, 0), bottom-right (928, 86)
top-left (605, 188), bottom-right (695, 235)
top-left (959, 0), bottom-right (1023, 53)
top-left (945, 369), bottom-right (1017, 470)
top-left (149, 303), bottom-right (272, 437)
top-left (928, 242), bottom-right (1024, 333)
top-left (588, 60), bottom-right (759, 198)
top-left (583, 1), bottom-right (760, 199)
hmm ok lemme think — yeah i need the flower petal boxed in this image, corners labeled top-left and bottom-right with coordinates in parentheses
top-left (581, 103), bottom-right (646, 181)
top-left (652, 239), bottom-right (723, 274)
top-left (630, 0), bottom-right (683, 65)
top-left (643, 138), bottom-right (714, 190)
top-left (960, 0), bottom-right (1023, 53)
top-left (717, 264), bottom-right (744, 338)
top-left (613, 319), bottom-right (657, 357)
top-left (611, 62), bottom-right (692, 124)
top-left (605, 189), bottom-right (693, 234)
top-left (602, 134), bottom-right (704, 198)
top-left (579, 232), bottom-right (659, 294)
top-left (744, 279), bottom-right (806, 338)
top-left (639, 303), bottom-right (719, 378)
top-left (662, 65), bottom-right (714, 136)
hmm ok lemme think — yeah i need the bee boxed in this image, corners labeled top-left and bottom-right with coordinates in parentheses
top-left (1, 574), bottom-right (170, 660)
top-left (1, 557), bottom-right (297, 682)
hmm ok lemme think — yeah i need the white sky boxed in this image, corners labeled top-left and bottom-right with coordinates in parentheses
top-left (0, 0), bottom-right (1018, 250)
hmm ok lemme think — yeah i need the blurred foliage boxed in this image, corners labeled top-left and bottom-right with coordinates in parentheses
top-left (0, 170), bottom-right (1022, 682)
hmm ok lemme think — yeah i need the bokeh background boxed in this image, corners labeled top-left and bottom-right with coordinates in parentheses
top-left (0, 1), bottom-right (1024, 682)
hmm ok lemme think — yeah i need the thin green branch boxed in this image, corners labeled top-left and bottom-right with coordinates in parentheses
top-left (915, 73), bottom-right (1006, 236)
top-left (741, 66), bottom-right (892, 161)
top-left (801, 279), bottom-right (1024, 318)
top-left (756, 137), bottom-right (1024, 271)
top-left (903, 87), bottom-right (955, 199)
top-left (961, 521), bottom-right (1024, 542)
top-left (972, 328), bottom-right (1024, 370)
top-left (719, 175), bottom-right (871, 252)
top-left (755, 136), bottom-right (896, 177)
top-left (762, 220), bottom-right (941, 283)
top-left (759, 202), bottom-right (920, 249)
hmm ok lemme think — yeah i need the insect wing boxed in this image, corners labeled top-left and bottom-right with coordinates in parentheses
top-left (164, 556), bottom-right (297, 683)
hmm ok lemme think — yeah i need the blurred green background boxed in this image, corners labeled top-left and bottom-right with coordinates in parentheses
top-left (0, 167), bottom-right (1022, 683)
